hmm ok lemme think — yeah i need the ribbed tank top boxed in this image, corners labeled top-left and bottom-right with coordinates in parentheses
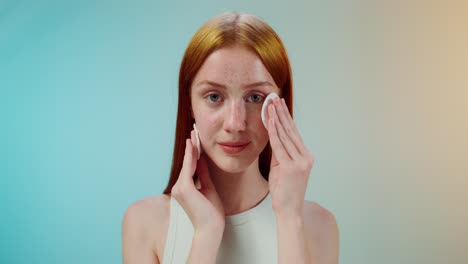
top-left (162, 192), bottom-right (277, 263)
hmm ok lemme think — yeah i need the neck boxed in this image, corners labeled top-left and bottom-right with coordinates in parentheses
top-left (206, 157), bottom-right (270, 216)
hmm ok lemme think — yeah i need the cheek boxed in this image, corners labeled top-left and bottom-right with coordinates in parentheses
top-left (247, 105), bottom-right (265, 128)
top-left (205, 109), bottom-right (223, 126)
top-left (247, 107), bottom-right (270, 144)
top-left (194, 104), bottom-right (220, 126)
top-left (196, 112), bottom-right (220, 141)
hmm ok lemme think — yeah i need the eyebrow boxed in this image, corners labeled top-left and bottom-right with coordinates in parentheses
top-left (195, 80), bottom-right (274, 89)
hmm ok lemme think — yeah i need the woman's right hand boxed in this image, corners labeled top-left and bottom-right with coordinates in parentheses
top-left (171, 129), bottom-right (225, 234)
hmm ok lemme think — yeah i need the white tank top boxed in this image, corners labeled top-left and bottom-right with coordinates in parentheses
top-left (162, 192), bottom-right (277, 263)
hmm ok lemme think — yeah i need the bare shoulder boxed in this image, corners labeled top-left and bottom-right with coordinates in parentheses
top-left (122, 194), bottom-right (172, 263)
top-left (123, 194), bottom-right (171, 224)
top-left (303, 200), bottom-right (338, 229)
top-left (303, 200), bottom-right (339, 263)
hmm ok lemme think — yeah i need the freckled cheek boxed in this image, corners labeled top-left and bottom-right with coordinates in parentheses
top-left (197, 112), bottom-right (221, 146)
top-left (246, 106), bottom-right (264, 127)
top-left (198, 105), bottom-right (264, 132)
top-left (247, 106), bottom-right (269, 145)
top-left (205, 109), bottom-right (223, 123)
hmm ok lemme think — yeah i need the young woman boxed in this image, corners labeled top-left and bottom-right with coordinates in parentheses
top-left (122, 11), bottom-right (339, 264)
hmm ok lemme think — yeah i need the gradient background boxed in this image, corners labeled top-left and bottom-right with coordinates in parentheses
top-left (1, 0), bottom-right (467, 263)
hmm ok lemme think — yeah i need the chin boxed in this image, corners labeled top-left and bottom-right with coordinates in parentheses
top-left (206, 149), bottom-right (258, 174)
top-left (212, 156), bottom-right (249, 173)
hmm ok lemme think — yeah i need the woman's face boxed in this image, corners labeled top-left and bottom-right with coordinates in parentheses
top-left (190, 45), bottom-right (280, 173)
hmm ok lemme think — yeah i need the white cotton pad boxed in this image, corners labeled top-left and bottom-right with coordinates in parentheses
top-left (261, 92), bottom-right (280, 128)
top-left (193, 123), bottom-right (201, 160)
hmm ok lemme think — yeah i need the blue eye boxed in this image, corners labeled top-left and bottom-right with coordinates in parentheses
top-left (248, 94), bottom-right (264, 103)
top-left (207, 94), bottom-right (222, 103)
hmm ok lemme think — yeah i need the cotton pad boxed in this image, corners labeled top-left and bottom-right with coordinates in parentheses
top-left (193, 123), bottom-right (201, 160)
top-left (261, 92), bottom-right (280, 128)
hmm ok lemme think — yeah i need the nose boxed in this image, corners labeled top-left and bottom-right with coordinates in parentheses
top-left (223, 99), bottom-right (247, 133)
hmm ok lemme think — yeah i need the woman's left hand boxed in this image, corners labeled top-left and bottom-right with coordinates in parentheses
top-left (267, 97), bottom-right (315, 217)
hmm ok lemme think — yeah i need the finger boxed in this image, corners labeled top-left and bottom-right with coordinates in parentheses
top-left (272, 102), bottom-right (301, 159)
top-left (190, 130), bottom-right (199, 176)
top-left (190, 130), bottom-right (199, 161)
top-left (277, 98), bottom-right (307, 154)
top-left (268, 104), bottom-right (290, 161)
top-left (196, 155), bottom-right (215, 190)
top-left (270, 146), bottom-right (279, 167)
top-left (180, 138), bottom-right (196, 185)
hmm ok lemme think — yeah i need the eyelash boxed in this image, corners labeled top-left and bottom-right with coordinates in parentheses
top-left (206, 93), bottom-right (265, 104)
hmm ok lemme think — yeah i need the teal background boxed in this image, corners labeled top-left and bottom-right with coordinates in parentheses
top-left (1, 0), bottom-right (467, 263)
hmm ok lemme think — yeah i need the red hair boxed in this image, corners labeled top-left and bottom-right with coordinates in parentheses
top-left (163, 11), bottom-right (293, 194)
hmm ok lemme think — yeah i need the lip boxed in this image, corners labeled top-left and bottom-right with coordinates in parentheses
top-left (218, 142), bottom-right (250, 154)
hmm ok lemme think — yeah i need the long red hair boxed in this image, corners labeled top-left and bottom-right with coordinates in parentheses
top-left (163, 11), bottom-right (293, 194)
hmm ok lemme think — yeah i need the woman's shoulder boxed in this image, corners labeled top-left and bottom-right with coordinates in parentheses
top-left (122, 194), bottom-right (172, 261)
top-left (124, 193), bottom-right (172, 216)
top-left (303, 200), bottom-right (339, 262)
top-left (303, 200), bottom-right (339, 237)
top-left (124, 194), bottom-right (172, 225)
top-left (303, 200), bottom-right (337, 227)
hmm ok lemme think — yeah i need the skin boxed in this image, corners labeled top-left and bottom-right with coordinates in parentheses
top-left (122, 45), bottom-right (339, 264)
top-left (189, 44), bottom-right (277, 216)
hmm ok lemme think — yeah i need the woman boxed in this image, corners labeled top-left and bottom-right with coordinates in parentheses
top-left (122, 11), bottom-right (339, 264)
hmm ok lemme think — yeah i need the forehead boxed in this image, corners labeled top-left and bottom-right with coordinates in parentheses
top-left (192, 46), bottom-right (277, 87)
